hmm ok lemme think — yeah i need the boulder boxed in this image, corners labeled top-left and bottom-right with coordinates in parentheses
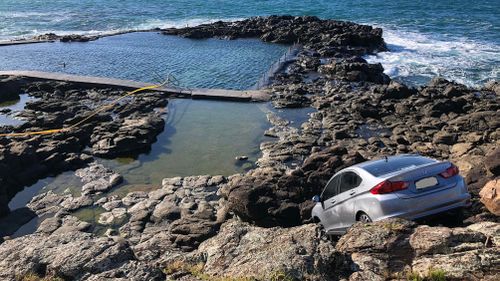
top-left (0, 76), bottom-right (22, 102)
top-left (382, 81), bottom-right (413, 99)
top-left (479, 179), bottom-right (500, 215)
top-left (432, 131), bottom-right (457, 145)
top-left (151, 198), bottom-right (181, 222)
top-left (336, 218), bottom-right (415, 254)
top-left (163, 219), bottom-right (349, 281)
top-left (75, 163), bottom-right (123, 195)
top-left (409, 225), bottom-right (486, 256)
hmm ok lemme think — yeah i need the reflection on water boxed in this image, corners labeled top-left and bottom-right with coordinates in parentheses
top-left (11, 213), bottom-right (51, 238)
top-left (8, 171), bottom-right (83, 211)
top-left (0, 94), bottom-right (33, 126)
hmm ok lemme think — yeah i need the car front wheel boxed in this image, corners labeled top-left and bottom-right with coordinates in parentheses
top-left (316, 224), bottom-right (327, 240)
top-left (357, 212), bottom-right (372, 223)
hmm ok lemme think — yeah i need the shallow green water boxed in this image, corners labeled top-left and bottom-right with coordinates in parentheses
top-left (98, 99), bottom-right (272, 186)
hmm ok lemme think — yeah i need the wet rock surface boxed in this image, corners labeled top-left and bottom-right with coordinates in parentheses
top-left (0, 15), bottom-right (499, 281)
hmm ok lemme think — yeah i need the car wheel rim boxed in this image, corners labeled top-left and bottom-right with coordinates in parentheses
top-left (359, 214), bottom-right (371, 223)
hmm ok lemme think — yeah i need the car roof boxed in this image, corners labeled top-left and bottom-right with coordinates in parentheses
top-left (353, 154), bottom-right (438, 177)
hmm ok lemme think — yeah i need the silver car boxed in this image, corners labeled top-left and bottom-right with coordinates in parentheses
top-left (311, 154), bottom-right (471, 235)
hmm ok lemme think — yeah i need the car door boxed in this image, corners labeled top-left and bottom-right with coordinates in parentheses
top-left (320, 173), bottom-right (342, 233)
top-left (335, 171), bottom-right (363, 230)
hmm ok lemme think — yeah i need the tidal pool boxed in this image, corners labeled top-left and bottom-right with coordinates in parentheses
top-left (98, 99), bottom-right (272, 186)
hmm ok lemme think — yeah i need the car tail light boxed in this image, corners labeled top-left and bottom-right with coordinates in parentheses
top-left (370, 180), bottom-right (409, 194)
top-left (440, 164), bottom-right (459, 178)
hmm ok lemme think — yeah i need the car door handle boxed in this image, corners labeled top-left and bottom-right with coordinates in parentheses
top-left (349, 191), bottom-right (356, 195)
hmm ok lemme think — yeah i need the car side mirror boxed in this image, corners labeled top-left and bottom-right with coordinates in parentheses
top-left (312, 195), bottom-right (321, 203)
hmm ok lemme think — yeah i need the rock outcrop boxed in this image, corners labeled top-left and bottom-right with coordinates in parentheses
top-left (337, 218), bottom-right (500, 280)
top-left (163, 219), bottom-right (351, 281)
top-left (163, 16), bottom-right (387, 54)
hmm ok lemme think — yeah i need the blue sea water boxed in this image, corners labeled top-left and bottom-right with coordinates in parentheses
top-left (0, 0), bottom-right (498, 86)
top-left (0, 33), bottom-right (287, 89)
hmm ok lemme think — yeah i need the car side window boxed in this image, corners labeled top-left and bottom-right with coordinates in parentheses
top-left (339, 171), bottom-right (362, 194)
top-left (322, 174), bottom-right (341, 201)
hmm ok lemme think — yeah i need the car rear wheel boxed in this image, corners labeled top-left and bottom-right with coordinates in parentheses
top-left (357, 212), bottom-right (372, 223)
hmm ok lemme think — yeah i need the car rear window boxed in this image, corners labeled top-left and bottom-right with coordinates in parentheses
top-left (362, 156), bottom-right (435, 177)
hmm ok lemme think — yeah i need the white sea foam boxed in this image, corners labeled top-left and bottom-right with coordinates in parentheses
top-left (365, 27), bottom-right (500, 88)
top-left (0, 17), bottom-right (242, 41)
top-left (135, 17), bottom-right (244, 30)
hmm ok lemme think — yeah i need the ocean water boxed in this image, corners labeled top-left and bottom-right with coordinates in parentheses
top-left (0, 0), bottom-right (498, 87)
top-left (0, 32), bottom-right (287, 89)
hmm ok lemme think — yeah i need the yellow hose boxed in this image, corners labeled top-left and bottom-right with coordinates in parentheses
top-left (0, 83), bottom-right (165, 138)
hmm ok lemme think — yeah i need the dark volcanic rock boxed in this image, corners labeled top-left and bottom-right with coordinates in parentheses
top-left (60, 34), bottom-right (96, 43)
top-left (164, 15), bottom-right (387, 53)
top-left (0, 80), bottom-right (169, 217)
top-left (319, 60), bottom-right (390, 84)
top-left (0, 76), bottom-right (23, 103)
top-left (90, 113), bottom-right (165, 158)
top-left (226, 146), bottom-right (365, 227)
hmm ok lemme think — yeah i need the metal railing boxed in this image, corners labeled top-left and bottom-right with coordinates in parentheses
top-left (153, 71), bottom-right (193, 95)
top-left (255, 43), bottom-right (302, 89)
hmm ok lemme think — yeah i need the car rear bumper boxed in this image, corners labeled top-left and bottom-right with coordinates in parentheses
top-left (401, 194), bottom-right (471, 220)
top-left (374, 193), bottom-right (471, 222)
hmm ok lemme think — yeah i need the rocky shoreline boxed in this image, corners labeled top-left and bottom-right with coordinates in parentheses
top-left (0, 28), bottom-right (163, 46)
top-left (0, 15), bottom-right (498, 281)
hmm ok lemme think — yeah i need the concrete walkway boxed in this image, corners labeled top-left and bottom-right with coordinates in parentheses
top-left (0, 40), bottom-right (54, 47)
top-left (0, 70), bottom-right (270, 102)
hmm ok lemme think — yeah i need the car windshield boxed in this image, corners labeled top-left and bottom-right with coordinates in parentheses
top-left (362, 156), bottom-right (435, 177)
